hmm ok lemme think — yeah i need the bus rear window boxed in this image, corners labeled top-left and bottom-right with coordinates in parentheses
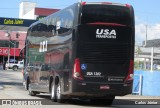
top-left (81, 5), bottom-right (132, 26)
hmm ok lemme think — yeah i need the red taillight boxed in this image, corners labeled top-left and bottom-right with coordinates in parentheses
top-left (73, 58), bottom-right (84, 80)
top-left (125, 4), bottom-right (131, 8)
top-left (81, 2), bottom-right (86, 5)
top-left (125, 60), bottom-right (134, 82)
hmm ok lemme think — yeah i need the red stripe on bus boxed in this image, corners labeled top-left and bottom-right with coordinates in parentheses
top-left (87, 22), bottom-right (127, 26)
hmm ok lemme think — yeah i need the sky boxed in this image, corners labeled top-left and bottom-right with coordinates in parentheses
top-left (0, 0), bottom-right (160, 43)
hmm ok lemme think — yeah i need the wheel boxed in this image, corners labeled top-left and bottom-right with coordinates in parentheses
top-left (28, 84), bottom-right (39, 96)
top-left (55, 82), bottom-right (65, 103)
top-left (51, 82), bottom-right (57, 102)
top-left (25, 78), bottom-right (29, 90)
top-left (13, 66), bottom-right (18, 71)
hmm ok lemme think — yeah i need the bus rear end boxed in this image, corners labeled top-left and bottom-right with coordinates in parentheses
top-left (72, 2), bottom-right (134, 97)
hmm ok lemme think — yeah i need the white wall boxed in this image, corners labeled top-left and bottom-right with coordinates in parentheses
top-left (19, 1), bottom-right (36, 19)
top-left (21, 9), bottom-right (37, 19)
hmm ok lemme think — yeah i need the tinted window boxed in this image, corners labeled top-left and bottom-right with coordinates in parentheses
top-left (9, 59), bottom-right (17, 63)
top-left (0, 40), bottom-right (19, 48)
top-left (81, 5), bottom-right (132, 26)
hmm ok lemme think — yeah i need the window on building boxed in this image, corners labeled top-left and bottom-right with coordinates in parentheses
top-left (0, 40), bottom-right (19, 48)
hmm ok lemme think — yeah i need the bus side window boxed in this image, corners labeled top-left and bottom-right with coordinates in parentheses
top-left (72, 29), bottom-right (75, 41)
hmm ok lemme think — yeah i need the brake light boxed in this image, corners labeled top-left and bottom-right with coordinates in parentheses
top-left (81, 2), bottom-right (86, 5)
top-left (125, 60), bottom-right (134, 82)
top-left (125, 4), bottom-right (131, 8)
top-left (73, 58), bottom-right (84, 80)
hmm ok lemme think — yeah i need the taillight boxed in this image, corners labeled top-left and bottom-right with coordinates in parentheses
top-left (81, 2), bottom-right (86, 5)
top-left (125, 4), bottom-right (131, 8)
top-left (73, 58), bottom-right (84, 80)
top-left (125, 60), bottom-right (134, 82)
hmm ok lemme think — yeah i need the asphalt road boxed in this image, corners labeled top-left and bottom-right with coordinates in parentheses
top-left (0, 69), bottom-right (160, 108)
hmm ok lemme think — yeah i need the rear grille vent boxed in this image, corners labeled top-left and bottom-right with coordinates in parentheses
top-left (79, 42), bottom-right (130, 64)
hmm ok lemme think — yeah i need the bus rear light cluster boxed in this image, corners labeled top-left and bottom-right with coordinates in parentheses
top-left (81, 2), bottom-right (86, 5)
top-left (125, 4), bottom-right (131, 8)
top-left (73, 58), bottom-right (84, 80)
top-left (124, 60), bottom-right (134, 83)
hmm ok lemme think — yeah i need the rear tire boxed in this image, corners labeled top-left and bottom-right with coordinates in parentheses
top-left (25, 78), bottom-right (29, 90)
top-left (28, 84), bottom-right (39, 96)
top-left (56, 82), bottom-right (66, 103)
top-left (29, 89), bottom-right (36, 96)
top-left (13, 66), bottom-right (18, 71)
top-left (51, 82), bottom-right (57, 102)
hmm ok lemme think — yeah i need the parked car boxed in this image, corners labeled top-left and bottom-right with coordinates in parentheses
top-left (6, 59), bottom-right (24, 71)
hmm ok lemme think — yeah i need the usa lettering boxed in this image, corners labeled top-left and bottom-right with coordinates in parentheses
top-left (96, 29), bottom-right (116, 39)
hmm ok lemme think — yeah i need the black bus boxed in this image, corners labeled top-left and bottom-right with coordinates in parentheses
top-left (25, 2), bottom-right (135, 105)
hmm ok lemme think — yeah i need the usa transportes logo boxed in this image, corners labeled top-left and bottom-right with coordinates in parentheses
top-left (96, 29), bottom-right (116, 39)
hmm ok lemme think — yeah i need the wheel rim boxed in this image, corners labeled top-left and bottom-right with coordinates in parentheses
top-left (29, 84), bottom-right (31, 94)
top-left (13, 67), bottom-right (18, 71)
top-left (56, 84), bottom-right (61, 100)
top-left (51, 84), bottom-right (55, 99)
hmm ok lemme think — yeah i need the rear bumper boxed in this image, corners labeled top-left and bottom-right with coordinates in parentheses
top-left (69, 80), bottom-right (132, 97)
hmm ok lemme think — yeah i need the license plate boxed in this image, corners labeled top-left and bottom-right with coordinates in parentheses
top-left (100, 85), bottom-right (110, 90)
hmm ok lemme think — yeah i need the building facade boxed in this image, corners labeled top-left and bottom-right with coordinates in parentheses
top-left (135, 39), bottom-right (160, 70)
top-left (0, 1), bottom-right (60, 65)
top-left (0, 31), bottom-right (26, 63)
top-left (19, 1), bottom-right (59, 20)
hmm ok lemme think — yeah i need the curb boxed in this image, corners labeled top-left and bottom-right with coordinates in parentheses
top-left (118, 94), bottom-right (160, 99)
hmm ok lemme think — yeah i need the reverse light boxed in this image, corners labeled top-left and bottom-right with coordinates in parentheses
top-left (125, 60), bottom-right (134, 83)
top-left (73, 58), bottom-right (84, 80)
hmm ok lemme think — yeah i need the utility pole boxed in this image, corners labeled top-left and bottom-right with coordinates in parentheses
top-left (8, 37), bottom-right (11, 65)
top-left (144, 24), bottom-right (147, 70)
top-left (5, 31), bottom-right (11, 66)
top-left (145, 24), bottom-right (147, 47)
top-left (151, 47), bottom-right (154, 72)
top-left (5, 32), bottom-right (18, 65)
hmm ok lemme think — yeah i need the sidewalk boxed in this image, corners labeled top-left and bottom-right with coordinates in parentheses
top-left (117, 94), bottom-right (160, 99)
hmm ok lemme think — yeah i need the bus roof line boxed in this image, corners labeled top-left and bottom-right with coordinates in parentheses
top-left (82, 2), bottom-right (131, 8)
